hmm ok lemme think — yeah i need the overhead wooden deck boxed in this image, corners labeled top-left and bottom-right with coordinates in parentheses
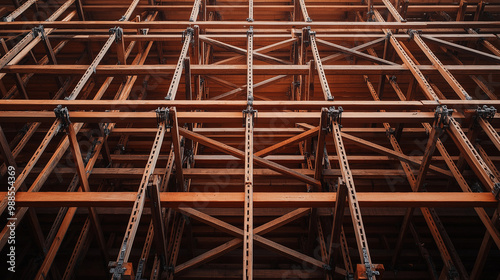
top-left (0, 0), bottom-right (499, 279)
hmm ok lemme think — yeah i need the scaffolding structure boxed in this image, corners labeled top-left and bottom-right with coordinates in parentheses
top-left (0, 0), bottom-right (499, 279)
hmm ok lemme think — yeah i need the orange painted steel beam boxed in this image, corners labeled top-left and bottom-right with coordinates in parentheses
top-left (5, 192), bottom-right (497, 208)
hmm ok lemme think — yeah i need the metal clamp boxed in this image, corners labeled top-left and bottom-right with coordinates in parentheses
top-left (242, 106), bottom-right (258, 127)
top-left (407, 29), bottom-right (422, 40)
top-left (247, 26), bottom-right (254, 36)
top-left (32, 25), bottom-right (46, 40)
top-left (54, 105), bottom-right (70, 131)
top-left (327, 106), bottom-right (343, 130)
top-left (434, 105), bottom-right (452, 128)
top-left (476, 105), bottom-right (497, 120)
top-left (118, 15), bottom-right (126, 21)
top-left (182, 27), bottom-right (195, 44)
top-left (109, 27), bottom-right (124, 43)
top-left (247, 17), bottom-right (254, 22)
top-left (362, 248), bottom-right (380, 278)
top-left (155, 107), bottom-right (171, 128)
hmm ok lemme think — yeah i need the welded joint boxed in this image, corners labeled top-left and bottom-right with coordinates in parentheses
top-left (54, 105), bottom-right (70, 131)
top-left (434, 105), bottom-right (453, 128)
top-left (109, 27), bottom-right (123, 43)
top-left (32, 25), bottom-right (46, 40)
top-left (155, 107), bottom-right (172, 128)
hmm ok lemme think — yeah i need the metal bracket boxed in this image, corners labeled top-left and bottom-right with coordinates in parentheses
top-left (476, 105), bottom-right (497, 120)
top-left (155, 107), bottom-right (171, 128)
top-left (247, 17), bottom-right (254, 22)
top-left (434, 105), bottom-right (452, 128)
top-left (362, 248), bottom-right (380, 278)
top-left (247, 26), bottom-right (254, 36)
top-left (182, 27), bottom-right (195, 44)
top-left (109, 27), bottom-right (124, 43)
top-left (54, 105), bottom-right (71, 131)
top-left (118, 15), bottom-right (126, 21)
top-left (32, 25), bottom-right (46, 40)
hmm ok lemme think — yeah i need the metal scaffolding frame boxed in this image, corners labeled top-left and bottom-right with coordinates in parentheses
top-left (0, 0), bottom-right (499, 279)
